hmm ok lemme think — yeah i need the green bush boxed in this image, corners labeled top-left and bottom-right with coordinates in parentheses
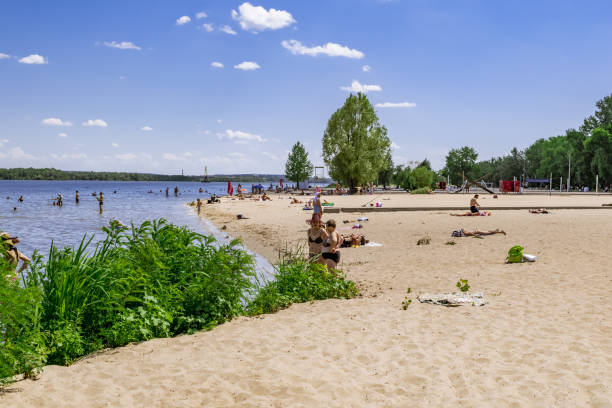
top-left (1, 219), bottom-right (358, 386)
top-left (247, 252), bottom-right (358, 315)
top-left (410, 187), bottom-right (431, 194)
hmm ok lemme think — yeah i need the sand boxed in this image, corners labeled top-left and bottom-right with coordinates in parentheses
top-left (3, 193), bottom-right (612, 407)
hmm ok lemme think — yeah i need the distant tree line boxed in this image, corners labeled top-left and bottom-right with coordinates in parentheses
top-left (0, 168), bottom-right (287, 183)
top-left (438, 93), bottom-right (612, 189)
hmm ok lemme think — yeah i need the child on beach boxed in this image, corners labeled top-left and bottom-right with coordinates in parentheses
top-left (307, 214), bottom-right (327, 263)
top-left (321, 219), bottom-right (342, 269)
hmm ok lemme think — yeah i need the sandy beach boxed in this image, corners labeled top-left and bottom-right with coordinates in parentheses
top-left (4, 193), bottom-right (612, 407)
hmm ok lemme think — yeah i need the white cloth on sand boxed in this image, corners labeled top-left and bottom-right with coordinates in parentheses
top-left (417, 292), bottom-right (487, 307)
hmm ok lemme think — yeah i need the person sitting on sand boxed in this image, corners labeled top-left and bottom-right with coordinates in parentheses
top-left (450, 210), bottom-right (491, 216)
top-left (451, 228), bottom-right (506, 238)
top-left (1, 232), bottom-right (31, 273)
top-left (529, 208), bottom-right (550, 214)
top-left (470, 194), bottom-right (481, 214)
top-left (307, 214), bottom-right (327, 263)
top-left (262, 192), bottom-right (272, 201)
top-left (321, 219), bottom-right (342, 269)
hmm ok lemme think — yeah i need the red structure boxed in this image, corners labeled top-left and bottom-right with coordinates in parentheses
top-left (500, 180), bottom-right (520, 193)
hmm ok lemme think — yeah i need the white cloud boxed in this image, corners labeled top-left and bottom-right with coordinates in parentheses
top-left (211, 61), bottom-right (224, 68)
top-left (0, 147), bottom-right (35, 160)
top-left (176, 16), bottom-right (191, 25)
top-left (19, 54), bottom-right (47, 64)
top-left (375, 102), bottom-right (417, 108)
top-left (0, 53), bottom-right (10, 59)
top-left (42, 117), bottom-right (73, 126)
top-left (162, 153), bottom-right (186, 161)
top-left (232, 2), bottom-right (296, 32)
top-left (58, 133), bottom-right (68, 138)
top-left (115, 153), bottom-right (138, 160)
top-left (141, 126), bottom-right (153, 131)
top-left (391, 142), bottom-right (400, 149)
top-left (82, 119), bottom-right (108, 127)
top-left (217, 129), bottom-right (265, 142)
top-left (103, 41), bottom-right (141, 50)
top-left (234, 61), bottom-right (260, 71)
top-left (362, 65), bottom-right (371, 72)
top-left (195, 11), bottom-right (207, 19)
top-left (111, 142), bottom-right (119, 148)
top-left (50, 153), bottom-right (87, 160)
top-left (281, 40), bottom-right (364, 59)
top-left (261, 151), bottom-right (278, 160)
top-left (119, 76), bottom-right (126, 80)
top-left (217, 119), bottom-right (222, 124)
top-left (341, 80), bottom-right (382, 93)
top-left (220, 25), bottom-right (237, 35)
top-left (229, 152), bottom-right (245, 158)
top-left (202, 23), bottom-right (214, 32)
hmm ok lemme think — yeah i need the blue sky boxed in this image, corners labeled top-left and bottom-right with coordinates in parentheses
top-left (1, 0), bottom-right (612, 175)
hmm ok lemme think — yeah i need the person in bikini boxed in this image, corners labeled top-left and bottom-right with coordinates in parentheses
top-left (1, 232), bottom-right (31, 273)
top-left (307, 214), bottom-right (327, 263)
top-left (321, 219), bottom-right (342, 269)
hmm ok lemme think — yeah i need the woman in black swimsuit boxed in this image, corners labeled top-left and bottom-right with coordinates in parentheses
top-left (307, 214), bottom-right (327, 263)
top-left (321, 219), bottom-right (341, 269)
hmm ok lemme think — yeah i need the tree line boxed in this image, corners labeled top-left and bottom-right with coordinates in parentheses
top-left (285, 92), bottom-right (612, 191)
top-left (0, 168), bottom-right (285, 183)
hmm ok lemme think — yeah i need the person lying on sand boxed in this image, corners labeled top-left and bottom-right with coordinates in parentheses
top-left (291, 197), bottom-right (303, 204)
top-left (451, 228), bottom-right (506, 238)
top-left (529, 208), bottom-right (550, 214)
top-left (340, 233), bottom-right (369, 247)
top-left (450, 211), bottom-right (491, 216)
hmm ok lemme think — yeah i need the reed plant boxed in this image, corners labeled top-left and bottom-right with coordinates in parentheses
top-left (0, 219), bottom-right (357, 386)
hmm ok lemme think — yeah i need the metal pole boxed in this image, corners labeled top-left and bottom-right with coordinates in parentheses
top-left (567, 151), bottom-right (571, 192)
top-left (596, 174), bottom-right (599, 194)
top-left (560, 176), bottom-right (562, 194)
top-left (550, 173), bottom-right (552, 195)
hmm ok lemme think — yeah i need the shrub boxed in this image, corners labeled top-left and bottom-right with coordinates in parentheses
top-left (247, 252), bottom-right (357, 315)
top-left (410, 187), bottom-right (431, 194)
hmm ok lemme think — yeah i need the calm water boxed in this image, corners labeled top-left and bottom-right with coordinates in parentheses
top-left (0, 180), bottom-right (274, 281)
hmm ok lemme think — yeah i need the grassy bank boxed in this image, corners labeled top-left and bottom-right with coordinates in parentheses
top-left (0, 219), bottom-right (356, 385)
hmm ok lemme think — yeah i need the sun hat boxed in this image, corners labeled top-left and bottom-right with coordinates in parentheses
top-left (1, 232), bottom-right (17, 246)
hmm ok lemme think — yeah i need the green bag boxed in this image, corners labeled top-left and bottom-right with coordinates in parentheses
top-left (507, 245), bottom-right (524, 263)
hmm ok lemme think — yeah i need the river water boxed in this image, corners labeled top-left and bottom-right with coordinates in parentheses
top-left (0, 180), bottom-right (275, 282)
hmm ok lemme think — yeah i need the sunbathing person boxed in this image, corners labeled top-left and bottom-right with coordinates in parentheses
top-left (340, 233), bottom-right (369, 247)
top-left (291, 197), bottom-right (303, 204)
top-left (262, 192), bottom-right (272, 201)
top-left (451, 228), bottom-right (506, 237)
top-left (450, 210), bottom-right (491, 216)
top-left (307, 215), bottom-right (328, 263)
top-left (469, 194), bottom-right (481, 214)
top-left (529, 208), bottom-right (550, 214)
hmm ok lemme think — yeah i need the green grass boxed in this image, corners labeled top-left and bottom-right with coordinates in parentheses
top-left (0, 219), bottom-right (358, 385)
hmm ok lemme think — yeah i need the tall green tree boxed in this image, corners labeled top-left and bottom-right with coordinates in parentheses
top-left (584, 128), bottom-right (612, 186)
top-left (580, 93), bottom-right (612, 135)
top-left (322, 93), bottom-right (391, 192)
top-left (284, 142), bottom-right (314, 183)
top-left (376, 153), bottom-right (394, 187)
top-left (410, 166), bottom-right (434, 188)
top-left (444, 146), bottom-right (478, 185)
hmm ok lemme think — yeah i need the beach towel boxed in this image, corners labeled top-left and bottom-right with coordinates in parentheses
top-left (418, 292), bottom-right (487, 307)
top-left (364, 242), bottom-right (383, 247)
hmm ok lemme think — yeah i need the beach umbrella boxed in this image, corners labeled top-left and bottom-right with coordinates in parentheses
top-left (227, 181), bottom-right (234, 196)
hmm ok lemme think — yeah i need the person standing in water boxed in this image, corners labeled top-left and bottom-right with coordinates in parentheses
top-left (97, 192), bottom-right (104, 213)
top-left (57, 193), bottom-right (63, 207)
top-left (165, 187), bottom-right (169, 197)
top-left (18, 195), bottom-right (24, 202)
top-left (75, 190), bottom-right (80, 204)
top-left (196, 198), bottom-right (202, 214)
top-left (174, 186), bottom-right (179, 197)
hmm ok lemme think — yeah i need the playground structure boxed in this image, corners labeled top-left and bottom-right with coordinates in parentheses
top-left (454, 176), bottom-right (496, 194)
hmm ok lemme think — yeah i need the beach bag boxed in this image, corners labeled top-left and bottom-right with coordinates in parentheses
top-left (507, 245), bottom-right (524, 263)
